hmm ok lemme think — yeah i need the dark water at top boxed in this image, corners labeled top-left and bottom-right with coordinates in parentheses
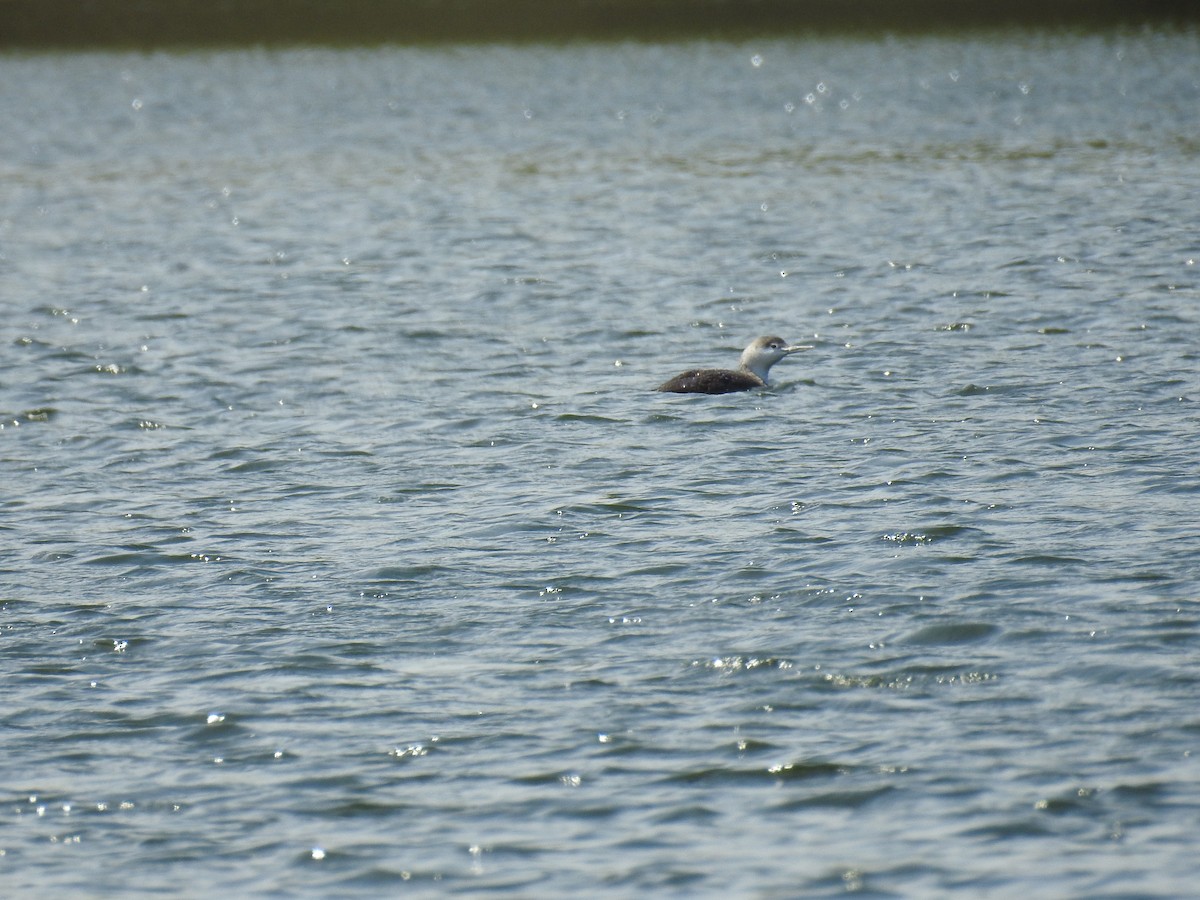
top-left (2, 29), bottom-right (1199, 897)
top-left (2, 0), bottom-right (1193, 49)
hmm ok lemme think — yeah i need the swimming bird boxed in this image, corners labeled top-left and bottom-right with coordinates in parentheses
top-left (656, 335), bottom-right (812, 394)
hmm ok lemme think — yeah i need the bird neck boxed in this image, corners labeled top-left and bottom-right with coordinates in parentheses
top-left (738, 361), bottom-right (770, 384)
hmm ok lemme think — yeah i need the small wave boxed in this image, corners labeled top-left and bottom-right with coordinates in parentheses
top-left (904, 622), bottom-right (999, 646)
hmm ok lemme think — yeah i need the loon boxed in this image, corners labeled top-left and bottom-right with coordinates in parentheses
top-left (656, 335), bottom-right (812, 394)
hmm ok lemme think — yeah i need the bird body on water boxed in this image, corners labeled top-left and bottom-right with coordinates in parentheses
top-left (656, 335), bottom-right (811, 394)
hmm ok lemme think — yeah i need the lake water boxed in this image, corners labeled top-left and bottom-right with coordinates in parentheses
top-left (2, 29), bottom-right (1200, 897)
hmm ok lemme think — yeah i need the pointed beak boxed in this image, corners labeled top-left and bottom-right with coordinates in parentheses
top-left (784, 345), bottom-right (814, 354)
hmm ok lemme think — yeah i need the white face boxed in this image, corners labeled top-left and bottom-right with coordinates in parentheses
top-left (754, 338), bottom-right (794, 361)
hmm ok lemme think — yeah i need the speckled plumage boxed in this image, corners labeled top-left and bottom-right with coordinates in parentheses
top-left (656, 368), bottom-right (765, 394)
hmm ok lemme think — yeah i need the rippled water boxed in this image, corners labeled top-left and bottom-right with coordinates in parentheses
top-left (3, 30), bottom-right (1200, 896)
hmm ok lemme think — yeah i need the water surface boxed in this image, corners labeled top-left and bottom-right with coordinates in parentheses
top-left (2, 30), bottom-right (1199, 897)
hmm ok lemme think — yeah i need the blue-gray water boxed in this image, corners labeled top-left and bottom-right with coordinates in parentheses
top-left (2, 31), bottom-right (1200, 897)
